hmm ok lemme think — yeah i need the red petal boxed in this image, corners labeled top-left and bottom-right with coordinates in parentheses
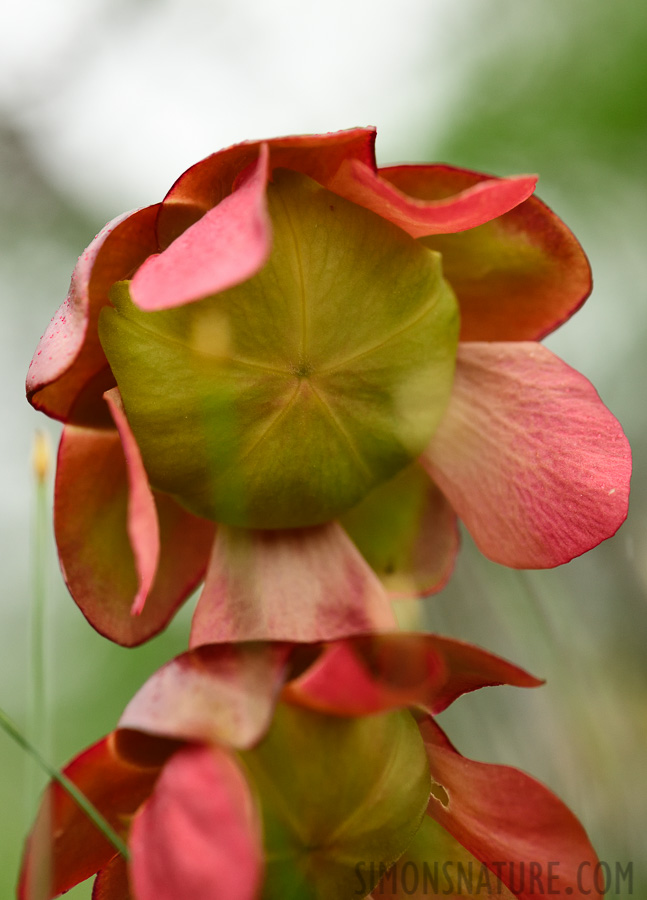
top-left (55, 419), bottom-right (214, 646)
top-left (26, 205), bottom-right (160, 426)
top-left (423, 343), bottom-right (631, 567)
top-left (284, 634), bottom-right (446, 716)
top-left (156, 127), bottom-right (377, 247)
top-left (131, 145), bottom-right (270, 310)
top-left (118, 642), bottom-right (290, 750)
top-left (285, 633), bottom-right (539, 717)
top-left (190, 522), bottom-right (396, 645)
top-left (92, 856), bottom-right (132, 900)
top-left (420, 718), bottom-right (602, 899)
top-left (18, 735), bottom-right (160, 900)
top-left (381, 164), bottom-right (592, 340)
top-left (420, 635), bottom-right (542, 713)
top-left (328, 160), bottom-right (536, 238)
top-left (129, 745), bottom-right (262, 900)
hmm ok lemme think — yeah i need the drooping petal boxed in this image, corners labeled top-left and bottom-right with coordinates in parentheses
top-left (26, 205), bottom-right (160, 426)
top-left (284, 634), bottom-right (540, 717)
top-left (92, 856), bottom-right (132, 900)
top-left (118, 642), bottom-right (290, 750)
top-left (131, 145), bottom-right (271, 310)
top-left (190, 522), bottom-right (396, 646)
top-left (240, 703), bottom-right (429, 900)
top-left (340, 462), bottom-right (459, 597)
top-left (422, 343), bottom-right (631, 568)
top-left (129, 745), bottom-right (262, 900)
top-left (328, 160), bottom-right (537, 238)
top-left (381, 164), bottom-right (592, 340)
top-left (419, 718), bottom-right (602, 899)
top-left (419, 635), bottom-right (542, 714)
top-left (55, 418), bottom-right (214, 647)
top-left (18, 735), bottom-right (161, 900)
top-left (103, 389), bottom-right (158, 616)
top-left (155, 127), bottom-right (377, 247)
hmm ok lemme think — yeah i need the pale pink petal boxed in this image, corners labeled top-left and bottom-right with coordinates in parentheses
top-left (328, 160), bottom-right (537, 238)
top-left (422, 343), bottom-right (631, 567)
top-left (129, 745), bottom-right (262, 900)
top-left (190, 522), bottom-right (396, 646)
top-left (131, 145), bottom-right (270, 310)
top-left (119, 642), bottom-right (290, 750)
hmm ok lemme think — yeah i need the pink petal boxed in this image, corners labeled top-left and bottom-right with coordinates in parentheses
top-left (131, 145), bottom-right (271, 310)
top-left (55, 416), bottom-right (214, 647)
top-left (328, 160), bottom-right (537, 238)
top-left (18, 735), bottom-right (160, 900)
top-left (420, 718), bottom-right (602, 899)
top-left (129, 745), bottom-right (262, 900)
top-left (190, 522), bottom-right (396, 646)
top-left (104, 389), bottom-right (158, 616)
top-left (26, 205), bottom-right (160, 426)
top-left (285, 634), bottom-right (539, 717)
top-left (423, 343), bottom-right (631, 567)
top-left (156, 127), bottom-right (377, 247)
top-left (381, 164), bottom-right (591, 340)
top-left (118, 642), bottom-right (290, 750)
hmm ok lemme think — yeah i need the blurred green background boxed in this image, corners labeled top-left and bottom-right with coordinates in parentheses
top-left (2, 0), bottom-right (645, 895)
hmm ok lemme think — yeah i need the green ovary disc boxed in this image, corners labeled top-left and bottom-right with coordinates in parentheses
top-left (99, 169), bottom-right (459, 528)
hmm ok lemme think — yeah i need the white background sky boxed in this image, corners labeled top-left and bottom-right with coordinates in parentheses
top-left (1, 0), bottom-right (468, 214)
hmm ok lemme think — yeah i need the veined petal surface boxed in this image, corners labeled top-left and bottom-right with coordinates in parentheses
top-left (191, 522), bottom-right (396, 645)
top-left (423, 343), bottom-right (631, 567)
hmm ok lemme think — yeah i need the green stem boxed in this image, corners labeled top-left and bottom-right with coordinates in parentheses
top-left (1, 705), bottom-right (130, 860)
top-left (31, 431), bottom-right (49, 768)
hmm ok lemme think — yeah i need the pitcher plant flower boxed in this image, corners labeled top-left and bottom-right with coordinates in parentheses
top-left (19, 633), bottom-right (602, 899)
top-left (26, 128), bottom-right (631, 645)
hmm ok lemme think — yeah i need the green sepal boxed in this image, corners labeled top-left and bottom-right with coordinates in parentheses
top-left (239, 703), bottom-right (430, 899)
top-left (99, 171), bottom-right (459, 528)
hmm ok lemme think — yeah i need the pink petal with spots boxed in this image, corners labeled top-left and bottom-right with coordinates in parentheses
top-left (190, 522), bottom-right (396, 646)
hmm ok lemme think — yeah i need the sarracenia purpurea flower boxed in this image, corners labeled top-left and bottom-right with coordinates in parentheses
top-left (19, 633), bottom-right (603, 899)
top-left (26, 128), bottom-right (631, 646)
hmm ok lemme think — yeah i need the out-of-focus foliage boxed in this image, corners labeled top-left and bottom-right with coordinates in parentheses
top-left (425, 0), bottom-right (647, 891)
